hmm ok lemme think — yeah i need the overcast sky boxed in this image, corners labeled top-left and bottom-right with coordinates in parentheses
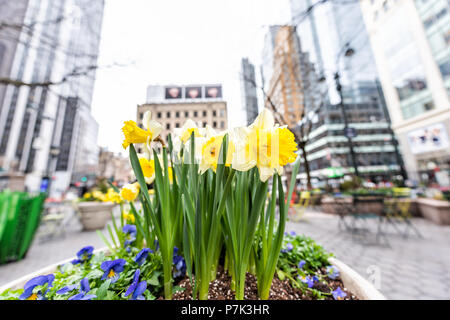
top-left (90, 0), bottom-right (291, 155)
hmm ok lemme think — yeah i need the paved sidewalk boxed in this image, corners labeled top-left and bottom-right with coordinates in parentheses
top-left (0, 208), bottom-right (109, 287)
top-left (286, 211), bottom-right (450, 300)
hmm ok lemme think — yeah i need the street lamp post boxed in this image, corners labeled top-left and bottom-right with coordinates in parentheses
top-left (334, 69), bottom-right (360, 179)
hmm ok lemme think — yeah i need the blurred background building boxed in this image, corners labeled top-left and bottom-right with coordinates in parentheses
top-left (0, 0), bottom-right (105, 197)
top-left (240, 58), bottom-right (259, 125)
top-left (360, 0), bottom-right (450, 187)
top-left (97, 147), bottom-right (132, 187)
top-left (137, 84), bottom-right (228, 147)
top-left (282, 0), bottom-right (406, 185)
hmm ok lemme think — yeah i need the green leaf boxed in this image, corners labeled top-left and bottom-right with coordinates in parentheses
top-left (147, 272), bottom-right (160, 286)
top-left (96, 279), bottom-right (111, 300)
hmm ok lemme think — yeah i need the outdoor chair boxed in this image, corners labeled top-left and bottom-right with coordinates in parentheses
top-left (36, 201), bottom-right (75, 242)
top-left (347, 196), bottom-right (391, 247)
top-left (381, 188), bottom-right (423, 239)
top-left (333, 196), bottom-right (354, 231)
top-left (289, 191), bottom-right (310, 222)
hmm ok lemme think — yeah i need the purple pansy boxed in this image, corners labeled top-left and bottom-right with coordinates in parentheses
top-left (19, 274), bottom-right (55, 300)
top-left (100, 259), bottom-right (126, 283)
top-left (124, 269), bottom-right (147, 300)
top-left (281, 242), bottom-right (294, 253)
top-left (134, 248), bottom-right (152, 266)
top-left (298, 260), bottom-right (306, 269)
top-left (173, 247), bottom-right (186, 278)
top-left (299, 275), bottom-right (318, 288)
top-left (71, 246), bottom-right (94, 264)
top-left (332, 287), bottom-right (347, 300)
top-left (326, 265), bottom-right (340, 280)
top-left (67, 278), bottom-right (96, 300)
top-left (122, 225), bottom-right (137, 246)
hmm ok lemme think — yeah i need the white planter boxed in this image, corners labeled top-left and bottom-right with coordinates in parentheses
top-left (77, 202), bottom-right (115, 231)
top-left (0, 251), bottom-right (385, 300)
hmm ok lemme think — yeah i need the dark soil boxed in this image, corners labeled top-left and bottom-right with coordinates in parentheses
top-left (170, 266), bottom-right (358, 300)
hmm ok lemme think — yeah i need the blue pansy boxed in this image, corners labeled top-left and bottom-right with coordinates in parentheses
top-left (67, 278), bottom-right (96, 300)
top-left (101, 259), bottom-right (126, 283)
top-left (173, 247), bottom-right (186, 278)
top-left (281, 242), bottom-right (294, 253)
top-left (134, 248), bottom-right (151, 266)
top-left (290, 231), bottom-right (296, 236)
top-left (326, 265), bottom-right (340, 280)
top-left (19, 274), bottom-right (55, 300)
top-left (122, 225), bottom-right (137, 246)
top-left (332, 287), bottom-right (347, 300)
top-left (56, 284), bottom-right (78, 295)
top-left (298, 260), bottom-right (306, 269)
top-left (71, 246), bottom-right (94, 264)
top-left (298, 275), bottom-right (318, 288)
top-left (124, 269), bottom-right (147, 300)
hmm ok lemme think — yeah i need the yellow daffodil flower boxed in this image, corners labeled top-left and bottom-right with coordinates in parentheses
top-left (122, 211), bottom-right (135, 223)
top-left (139, 156), bottom-right (156, 184)
top-left (92, 190), bottom-right (107, 202)
top-left (83, 192), bottom-right (91, 199)
top-left (122, 111), bottom-right (162, 149)
top-left (231, 108), bottom-right (298, 182)
top-left (105, 188), bottom-right (122, 204)
top-left (199, 133), bottom-right (235, 174)
top-left (120, 182), bottom-right (140, 202)
top-left (177, 119), bottom-right (203, 143)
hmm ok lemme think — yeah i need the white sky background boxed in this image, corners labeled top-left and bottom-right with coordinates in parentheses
top-left (90, 0), bottom-right (290, 155)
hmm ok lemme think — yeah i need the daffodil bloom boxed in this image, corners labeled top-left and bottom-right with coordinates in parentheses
top-left (232, 108), bottom-right (298, 182)
top-left (178, 119), bottom-right (203, 143)
top-left (92, 190), bottom-right (106, 202)
top-left (199, 133), bottom-right (234, 174)
top-left (120, 182), bottom-right (140, 202)
top-left (122, 111), bottom-right (162, 149)
top-left (105, 188), bottom-right (122, 204)
top-left (139, 156), bottom-right (156, 184)
top-left (122, 211), bottom-right (135, 223)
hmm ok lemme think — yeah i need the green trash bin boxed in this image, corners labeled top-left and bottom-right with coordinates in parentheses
top-left (0, 191), bottom-right (46, 264)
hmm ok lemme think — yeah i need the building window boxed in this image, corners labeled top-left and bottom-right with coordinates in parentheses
top-left (185, 111), bottom-right (189, 117)
top-left (175, 122), bottom-right (180, 128)
top-left (157, 112), bottom-right (162, 118)
top-left (213, 110), bottom-right (217, 117)
top-left (203, 121), bottom-right (207, 126)
top-left (194, 111), bottom-right (198, 117)
top-left (220, 109), bottom-right (225, 117)
top-left (202, 110), bottom-right (207, 117)
top-left (166, 123), bottom-right (170, 129)
top-left (213, 121), bottom-right (217, 128)
top-left (220, 121), bottom-right (225, 129)
top-left (140, 112), bottom-right (144, 119)
top-left (167, 111), bottom-right (171, 118)
top-left (176, 111), bottom-right (180, 118)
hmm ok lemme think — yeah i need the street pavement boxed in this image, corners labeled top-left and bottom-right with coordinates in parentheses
top-left (286, 211), bottom-right (450, 300)
top-left (1, 205), bottom-right (449, 299)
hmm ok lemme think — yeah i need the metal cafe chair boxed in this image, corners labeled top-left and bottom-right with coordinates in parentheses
top-left (381, 188), bottom-right (423, 239)
top-left (347, 196), bottom-right (391, 247)
top-left (333, 196), bottom-right (354, 231)
top-left (289, 191), bottom-right (311, 222)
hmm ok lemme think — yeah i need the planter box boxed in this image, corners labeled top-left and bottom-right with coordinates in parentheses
top-left (321, 196), bottom-right (384, 215)
top-left (77, 202), bottom-right (115, 231)
top-left (416, 198), bottom-right (450, 225)
top-left (0, 250), bottom-right (385, 300)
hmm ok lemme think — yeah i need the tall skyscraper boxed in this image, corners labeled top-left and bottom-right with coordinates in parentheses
top-left (0, 0), bottom-right (105, 196)
top-left (240, 58), bottom-right (259, 125)
top-left (288, 0), bottom-right (405, 182)
top-left (261, 25), bottom-right (307, 128)
top-left (360, 0), bottom-right (450, 186)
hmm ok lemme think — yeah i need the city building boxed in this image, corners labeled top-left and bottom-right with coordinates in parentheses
top-left (261, 25), bottom-right (306, 128)
top-left (98, 147), bottom-right (132, 187)
top-left (288, 0), bottom-right (405, 184)
top-left (360, 0), bottom-right (450, 186)
top-left (0, 0), bottom-right (105, 196)
top-left (137, 84), bottom-right (228, 146)
top-left (240, 58), bottom-right (259, 125)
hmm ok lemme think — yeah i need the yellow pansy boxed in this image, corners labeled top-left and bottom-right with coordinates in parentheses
top-left (122, 111), bottom-right (162, 149)
top-left (120, 182), bottom-right (140, 202)
top-left (92, 190), bottom-right (107, 202)
top-left (231, 108), bottom-right (298, 182)
top-left (83, 192), bottom-right (91, 199)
